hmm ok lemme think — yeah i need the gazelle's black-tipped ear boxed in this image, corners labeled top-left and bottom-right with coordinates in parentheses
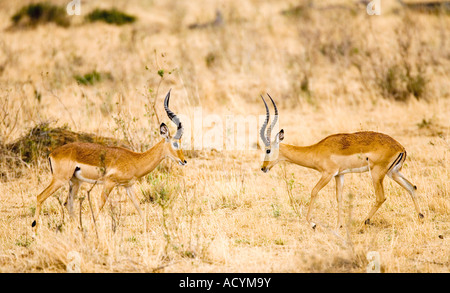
top-left (277, 129), bottom-right (284, 142)
top-left (160, 123), bottom-right (170, 139)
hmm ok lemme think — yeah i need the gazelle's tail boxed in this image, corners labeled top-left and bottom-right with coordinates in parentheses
top-left (388, 151), bottom-right (406, 173)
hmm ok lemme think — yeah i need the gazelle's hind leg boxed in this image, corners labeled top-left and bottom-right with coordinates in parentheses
top-left (32, 178), bottom-right (65, 234)
top-left (388, 170), bottom-right (424, 219)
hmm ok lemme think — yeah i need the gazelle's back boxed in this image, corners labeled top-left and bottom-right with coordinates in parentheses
top-left (315, 131), bottom-right (405, 156)
top-left (50, 142), bottom-right (137, 166)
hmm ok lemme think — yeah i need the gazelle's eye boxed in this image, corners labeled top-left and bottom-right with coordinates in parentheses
top-left (172, 142), bottom-right (179, 149)
top-left (266, 150), bottom-right (271, 154)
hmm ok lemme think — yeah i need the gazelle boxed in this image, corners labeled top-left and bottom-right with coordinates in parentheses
top-left (32, 89), bottom-right (187, 234)
top-left (259, 94), bottom-right (423, 229)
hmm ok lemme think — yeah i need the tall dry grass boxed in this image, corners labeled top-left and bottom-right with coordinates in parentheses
top-left (0, 0), bottom-right (449, 272)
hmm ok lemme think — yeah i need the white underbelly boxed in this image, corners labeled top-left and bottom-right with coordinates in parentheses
top-left (73, 167), bottom-right (104, 184)
top-left (337, 166), bottom-right (369, 175)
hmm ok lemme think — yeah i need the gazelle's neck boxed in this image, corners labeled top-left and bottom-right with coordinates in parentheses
top-left (135, 139), bottom-right (166, 178)
top-left (279, 143), bottom-right (317, 170)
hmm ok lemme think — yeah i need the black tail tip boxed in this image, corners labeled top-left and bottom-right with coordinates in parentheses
top-left (31, 220), bottom-right (36, 227)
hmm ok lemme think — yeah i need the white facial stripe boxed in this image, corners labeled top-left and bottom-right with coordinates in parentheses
top-left (261, 141), bottom-right (280, 163)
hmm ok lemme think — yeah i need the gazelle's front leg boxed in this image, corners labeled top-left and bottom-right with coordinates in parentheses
top-left (335, 174), bottom-right (344, 229)
top-left (32, 178), bottom-right (65, 235)
top-left (307, 172), bottom-right (334, 229)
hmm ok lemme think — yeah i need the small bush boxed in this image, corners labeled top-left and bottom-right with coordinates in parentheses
top-left (406, 68), bottom-right (427, 99)
top-left (376, 64), bottom-right (428, 102)
top-left (86, 8), bottom-right (136, 25)
top-left (11, 2), bottom-right (70, 27)
top-left (280, 1), bottom-right (312, 19)
top-left (377, 65), bottom-right (408, 101)
top-left (205, 52), bottom-right (217, 68)
top-left (6, 122), bottom-right (130, 165)
top-left (74, 71), bottom-right (101, 86)
top-left (74, 70), bottom-right (112, 86)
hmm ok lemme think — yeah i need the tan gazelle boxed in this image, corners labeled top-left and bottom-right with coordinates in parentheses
top-left (259, 94), bottom-right (423, 229)
top-left (32, 90), bottom-right (187, 234)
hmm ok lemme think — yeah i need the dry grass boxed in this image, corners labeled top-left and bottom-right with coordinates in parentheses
top-left (0, 0), bottom-right (449, 273)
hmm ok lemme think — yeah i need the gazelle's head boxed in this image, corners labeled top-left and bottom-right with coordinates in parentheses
top-left (161, 89), bottom-right (187, 166)
top-left (260, 94), bottom-right (284, 173)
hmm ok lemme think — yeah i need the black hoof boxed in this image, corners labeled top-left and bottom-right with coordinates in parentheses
top-left (31, 220), bottom-right (36, 227)
top-left (364, 219), bottom-right (370, 225)
top-left (419, 213), bottom-right (424, 219)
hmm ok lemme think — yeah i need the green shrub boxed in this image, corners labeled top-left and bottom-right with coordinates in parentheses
top-left (11, 2), bottom-right (70, 27)
top-left (74, 71), bottom-right (101, 86)
top-left (280, 2), bottom-right (312, 19)
top-left (377, 64), bottom-right (427, 102)
top-left (74, 70), bottom-right (112, 86)
top-left (406, 69), bottom-right (427, 99)
top-left (86, 8), bottom-right (136, 25)
top-left (377, 65), bottom-right (408, 102)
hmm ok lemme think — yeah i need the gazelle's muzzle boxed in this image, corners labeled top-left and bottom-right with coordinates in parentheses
top-left (261, 160), bottom-right (270, 173)
top-left (178, 159), bottom-right (187, 166)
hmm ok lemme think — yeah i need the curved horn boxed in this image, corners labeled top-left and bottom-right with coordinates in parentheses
top-left (259, 95), bottom-right (270, 147)
top-left (164, 89), bottom-right (183, 139)
top-left (266, 93), bottom-right (278, 143)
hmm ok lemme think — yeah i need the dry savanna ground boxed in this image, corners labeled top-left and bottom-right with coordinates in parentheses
top-left (0, 0), bottom-right (449, 272)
